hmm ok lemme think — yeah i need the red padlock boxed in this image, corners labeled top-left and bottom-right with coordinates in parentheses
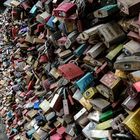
top-left (53, 2), bottom-right (77, 18)
top-left (34, 23), bottom-right (45, 34)
top-left (11, 26), bottom-right (19, 39)
top-left (58, 63), bottom-right (84, 81)
top-left (27, 78), bottom-right (35, 91)
top-left (39, 54), bottom-right (48, 63)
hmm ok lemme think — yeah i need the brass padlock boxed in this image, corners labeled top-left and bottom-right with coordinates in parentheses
top-left (123, 108), bottom-right (140, 139)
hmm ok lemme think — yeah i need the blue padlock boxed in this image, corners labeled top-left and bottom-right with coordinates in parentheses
top-left (76, 72), bottom-right (94, 92)
top-left (74, 44), bottom-right (87, 57)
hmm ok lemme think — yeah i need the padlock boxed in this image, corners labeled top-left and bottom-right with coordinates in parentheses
top-left (83, 87), bottom-right (97, 99)
top-left (10, 0), bottom-right (21, 7)
top-left (100, 71), bottom-right (123, 101)
top-left (114, 56), bottom-right (140, 71)
top-left (76, 72), bottom-right (94, 92)
top-left (74, 108), bottom-right (89, 127)
top-left (94, 4), bottom-right (119, 18)
top-left (82, 122), bottom-right (97, 139)
top-left (123, 108), bottom-right (140, 139)
top-left (106, 44), bottom-right (123, 62)
top-left (37, 11), bottom-right (51, 24)
top-left (58, 50), bottom-right (72, 59)
top-left (64, 17), bottom-right (77, 33)
top-left (117, 0), bottom-right (140, 16)
top-left (65, 31), bottom-right (79, 49)
top-left (99, 109), bottom-right (123, 122)
top-left (98, 22), bottom-right (126, 48)
top-left (33, 129), bottom-right (48, 140)
top-left (111, 114), bottom-right (125, 132)
top-left (53, 2), bottom-right (77, 18)
top-left (74, 44), bottom-right (87, 57)
top-left (29, 5), bottom-right (38, 15)
top-left (62, 88), bottom-right (70, 115)
top-left (79, 97), bottom-right (93, 111)
top-left (58, 63), bottom-right (84, 81)
top-left (87, 111), bottom-right (101, 123)
top-left (122, 94), bottom-right (140, 111)
top-left (49, 67), bottom-right (60, 79)
top-left (89, 98), bottom-right (111, 112)
top-left (49, 89), bottom-right (63, 112)
top-left (83, 55), bottom-right (103, 68)
top-left (90, 130), bottom-right (111, 139)
top-left (26, 110), bottom-right (38, 119)
top-left (39, 99), bottom-right (50, 113)
top-left (87, 43), bottom-right (106, 59)
top-left (96, 119), bottom-right (113, 130)
top-left (46, 16), bottom-right (55, 31)
top-left (79, 24), bottom-right (103, 41)
top-left (124, 40), bottom-right (140, 56)
top-left (11, 25), bottom-right (19, 39)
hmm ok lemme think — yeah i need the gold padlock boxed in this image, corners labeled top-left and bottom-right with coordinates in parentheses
top-left (83, 87), bottom-right (97, 99)
top-left (123, 108), bottom-right (140, 140)
top-left (79, 97), bottom-right (93, 111)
